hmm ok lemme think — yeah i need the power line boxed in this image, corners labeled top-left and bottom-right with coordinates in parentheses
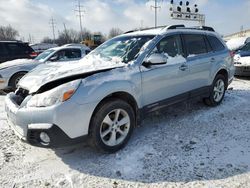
top-left (49, 17), bottom-right (56, 43)
top-left (75, 0), bottom-right (86, 40)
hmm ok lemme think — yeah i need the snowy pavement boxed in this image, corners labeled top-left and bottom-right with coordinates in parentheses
top-left (0, 77), bottom-right (250, 188)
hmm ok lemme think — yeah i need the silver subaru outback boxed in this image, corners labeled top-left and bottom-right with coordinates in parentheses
top-left (5, 25), bottom-right (235, 153)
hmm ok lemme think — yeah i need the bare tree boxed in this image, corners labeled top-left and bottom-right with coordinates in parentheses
top-left (0, 25), bottom-right (19, 40)
top-left (41, 28), bottom-right (106, 46)
top-left (41, 37), bottom-right (54, 44)
top-left (108, 28), bottom-right (123, 39)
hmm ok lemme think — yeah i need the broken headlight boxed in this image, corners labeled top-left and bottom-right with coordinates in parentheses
top-left (26, 80), bottom-right (81, 107)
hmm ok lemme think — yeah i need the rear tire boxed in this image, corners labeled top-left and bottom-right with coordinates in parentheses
top-left (204, 74), bottom-right (226, 107)
top-left (89, 99), bottom-right (135, 153)
top-left (9, 72), bottom-right (26, 90)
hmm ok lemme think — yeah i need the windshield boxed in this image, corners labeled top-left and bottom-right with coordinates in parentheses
top-left (91, 35), bottom-right (154, 64)
top-left (241, 43), bottom-right (250, 51)
top-left (35, 49), bottom-right (55, 62)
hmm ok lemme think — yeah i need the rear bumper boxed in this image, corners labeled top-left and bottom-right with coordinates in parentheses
top-left (235, 66), bottom-right (250, 76)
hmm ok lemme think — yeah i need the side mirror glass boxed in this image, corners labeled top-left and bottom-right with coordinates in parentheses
top-left (143, 53), bottom-right (168, 67)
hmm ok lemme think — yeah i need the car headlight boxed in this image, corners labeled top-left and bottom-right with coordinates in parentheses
top-left (26, 80), bottom-right (81, 107)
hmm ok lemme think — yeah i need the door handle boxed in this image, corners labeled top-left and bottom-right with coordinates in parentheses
top-left (179, 64), bottom-right (188, 71)
top-left (210, 58), bottom-right (216, 62)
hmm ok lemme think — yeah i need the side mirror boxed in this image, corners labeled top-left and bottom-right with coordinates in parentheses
top-left (49, 55), bottom-right (58, 62)
top-left (143, 53), bottom-right (167, 67)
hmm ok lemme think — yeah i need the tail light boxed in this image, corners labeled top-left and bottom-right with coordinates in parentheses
top-left (229, 51), bottom-right (235, 58)
top-left (30, 51), bottom-right (38, 58)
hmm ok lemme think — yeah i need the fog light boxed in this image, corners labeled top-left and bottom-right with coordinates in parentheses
top-left (39, 132), bottom-right (50, 145)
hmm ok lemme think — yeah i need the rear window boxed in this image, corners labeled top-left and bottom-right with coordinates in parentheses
top-left (241, 43), bottom-right (250, 51)
top-left (207, 35), bottom-right (225, 52)
top-left (183, 34), bottom-right (207, 56)
top-left (6, 43), bottom-right (33, 55)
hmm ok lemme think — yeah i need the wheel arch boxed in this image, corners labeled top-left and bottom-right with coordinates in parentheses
top-left (8, 71), bottom-right (28, 86)
top-left (89, 91), bottom-right (139, 133)
top-left (214, 68), bottom-right (229, 87)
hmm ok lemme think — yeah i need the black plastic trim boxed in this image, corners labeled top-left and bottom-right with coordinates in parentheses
top-left (141, 86), bottom-right (211, 114)
top-left (27, 125), bottom-right (88, 148)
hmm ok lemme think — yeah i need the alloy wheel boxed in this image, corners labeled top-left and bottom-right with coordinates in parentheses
top-left (100, 109), bottom-right (130, 146)
top-left (213, 79), bottom-right (225, 102)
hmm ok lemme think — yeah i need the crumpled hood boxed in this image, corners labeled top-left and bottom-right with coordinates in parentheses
top-left (0, 59), bottom-right (38, 70)
top-left (18, 55), bottom-right (125, 93)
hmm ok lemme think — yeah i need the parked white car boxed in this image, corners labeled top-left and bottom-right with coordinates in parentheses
top-left (0, 45), bottom-right (90, 90)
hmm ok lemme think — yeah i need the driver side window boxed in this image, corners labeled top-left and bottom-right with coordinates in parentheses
top-left (152, 35), bottom-right (183, 58)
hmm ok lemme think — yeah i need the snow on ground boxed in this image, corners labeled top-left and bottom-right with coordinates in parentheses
top-left (0, 77), bottom-right (250, 188)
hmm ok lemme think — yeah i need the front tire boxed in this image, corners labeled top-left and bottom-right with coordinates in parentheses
top-left (204, 74), bottom-right (226, 106)
top-left (89, 99), bottom-right (135, 153)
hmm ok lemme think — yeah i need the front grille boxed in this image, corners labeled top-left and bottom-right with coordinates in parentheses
top-left (244, 67), bottom-right (250, 70)
top-left (13, 88), bottom-right (29, 106)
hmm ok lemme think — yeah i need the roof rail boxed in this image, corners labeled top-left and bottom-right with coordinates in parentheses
top-left (124, 25), bottom-right (168, 34)
top-left (188, 26), bottom-right (215, 32)
top-left (124, 25), bottom-right (215, 34)
top-left (167, 24), bottom-right (185, 30)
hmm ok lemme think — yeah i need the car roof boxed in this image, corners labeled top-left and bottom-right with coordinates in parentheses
top-left (50, 45), bottom-right (85, 51)
top-left (0, 41), bottom-right (28, 44)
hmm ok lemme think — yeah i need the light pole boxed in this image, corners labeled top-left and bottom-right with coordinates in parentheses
top-left (169, 0), bottom-right (205, 26)
top-left (150, 0), bottom-right (161, 28)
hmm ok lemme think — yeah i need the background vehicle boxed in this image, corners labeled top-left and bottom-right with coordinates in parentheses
top-left (82, 34), bottom-right (102, 49)
top-left (5, 25), bottom-right (235, 153)
top-left (30, 43), bottom-right (58, 54)
top-left (0, 45), bottom-right (88, 90)
top-left (234, 42), bottom-right (250, 76)
top-left (0, 41), bottom-right (37, 63)
top-left (63, 43), bottom-right (91, 54)
top-left (226, 37), bottom-right (250, 51)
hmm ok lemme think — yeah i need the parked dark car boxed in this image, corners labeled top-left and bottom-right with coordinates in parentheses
top-left (0, 41), bottom-right (37, 63)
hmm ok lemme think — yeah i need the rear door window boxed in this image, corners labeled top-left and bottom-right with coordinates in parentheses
top-left (183, 34), bottom-right (207, 56)
top-left (50, 49), bottom-right (82, 62)
top-left (207, 35), bottom-right (225, 52)
top-left (152, 34), bottom-right (183, 57)
top-left (64, 49), bottom-right (82, 59)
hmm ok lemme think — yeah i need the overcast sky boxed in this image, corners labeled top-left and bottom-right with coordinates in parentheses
top-left (0, 0), bottom-right (249, 43)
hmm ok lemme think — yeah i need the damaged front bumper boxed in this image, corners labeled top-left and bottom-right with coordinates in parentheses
top-left (5, 92), bottom-right (96, 147)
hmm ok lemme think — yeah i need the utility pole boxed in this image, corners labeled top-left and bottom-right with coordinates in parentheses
top-left (150, 0), bottom-right (161, 28)
top-left (140, 19), bottom-right (144, 29)
top-left (28, 34), bottom-right (32, 44)
top-left (63, 23), bottom-right (69, 43)
top-left (75, 0), bottom-right (85, 41)
top-left (49, 17), bottom-right (56, 43)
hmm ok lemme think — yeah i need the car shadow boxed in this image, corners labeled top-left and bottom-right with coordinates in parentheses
top-left (53, 90), bottom-right (250, 183)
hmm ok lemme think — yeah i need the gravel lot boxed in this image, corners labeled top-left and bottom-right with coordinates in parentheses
top-left (0, 77), bottom-right (250, 188)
